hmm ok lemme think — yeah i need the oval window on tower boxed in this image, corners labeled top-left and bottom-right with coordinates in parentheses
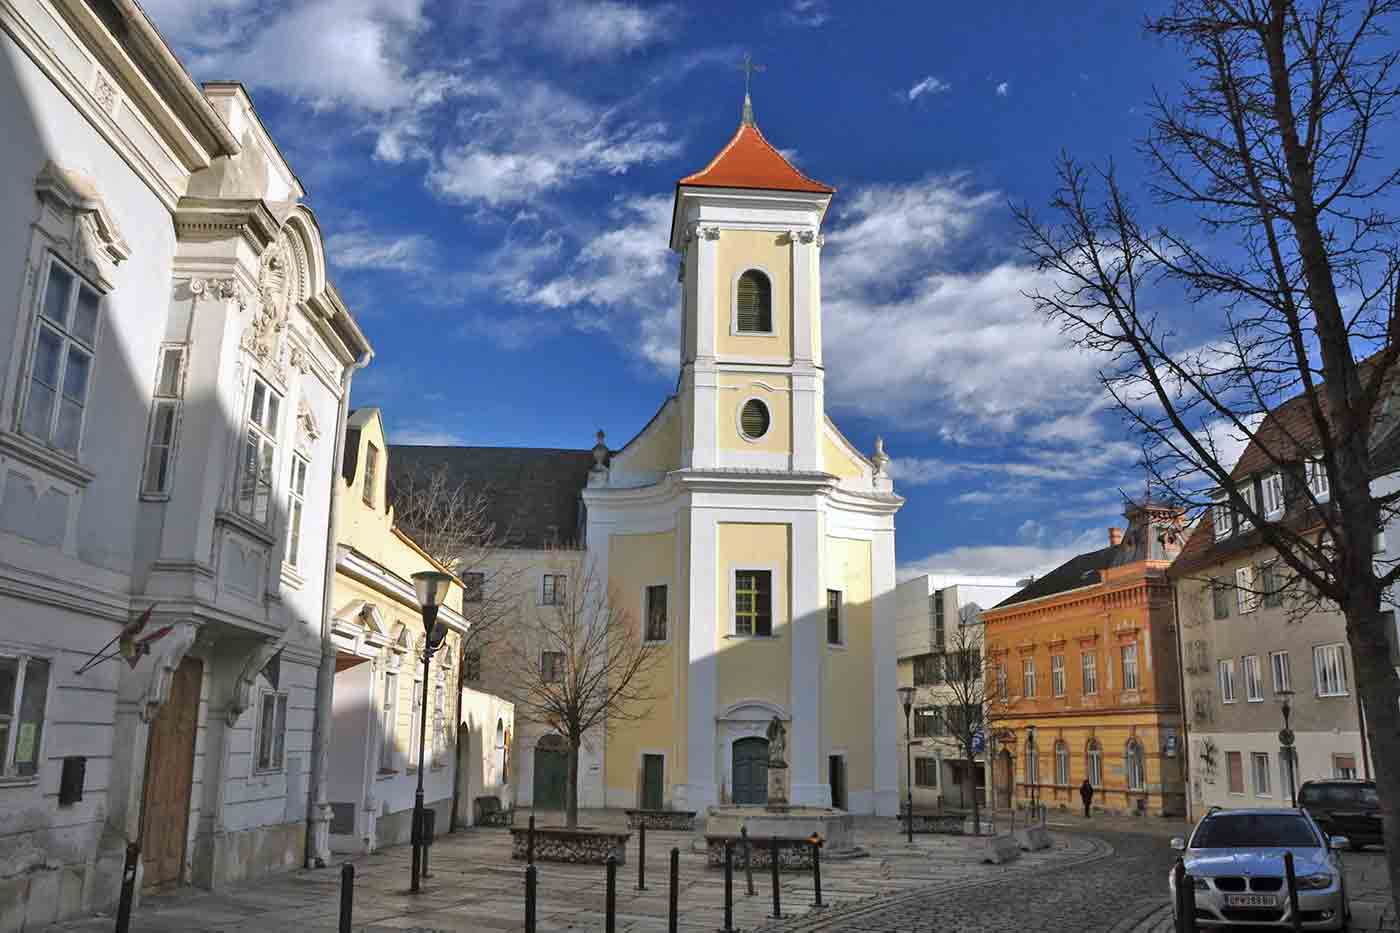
top-left (740, 399), bottom-right (770, 440)
top-left (735, 270), bottom-right (772, 332)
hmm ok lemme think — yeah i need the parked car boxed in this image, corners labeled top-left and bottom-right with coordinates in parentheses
top-left (1169, 808), bottom-right (1351, 930)
top-left (1299, 780), bottom-right (1383, 851)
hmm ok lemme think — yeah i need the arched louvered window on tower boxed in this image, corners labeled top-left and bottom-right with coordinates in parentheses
top-left (735, 270), bottom-right (772, 332)
top-left (740, 399), bottom-right (770, 439)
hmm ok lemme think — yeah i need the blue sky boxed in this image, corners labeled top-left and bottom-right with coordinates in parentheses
top-left (145, 0), bottom-right (1219, 578)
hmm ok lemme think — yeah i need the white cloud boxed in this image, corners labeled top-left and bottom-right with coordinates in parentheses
top-left (326, 229), bottom-right (434, 272)
top-left (906, 76), bottom-right (952, 101)
top-left (900, 528), bottom-right (1103, 580)
top-left (532, 1), bottom-right (673, 58)
top-left (784, 0), bottom-right (831, 27)
top-left (996, 81), bottom-right (1010, 97)
top-left (391, 424), bottom-right (473, 446)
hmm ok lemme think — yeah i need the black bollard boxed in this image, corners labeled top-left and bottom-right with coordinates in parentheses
top-left (527, 813), bottom-right (536, 865)
top-left (721, 840), bottom-right (735, 933)
top-left (114, 842), bottom-right (139, 933)
top-left (339, 863), bottom-right (354, 933)
top-left (524, 863), bottom-right (537, 933)
top-left (606, 853), bottom-right (618, 933)
top-left (741, 825), bottom-right (755, 896)
top-left (668, 847), bottom-right (679, 933)
top-left (770, 836), bottom-right (782, 919)
top-left (809, 834), bottom-right (824, 908)
top-left (1172, 858), bottom-right (1196, 933)
top-left (637, 820), bottom-right (647, 890)
top-left (1284, 850), bottom-right (1302, 933)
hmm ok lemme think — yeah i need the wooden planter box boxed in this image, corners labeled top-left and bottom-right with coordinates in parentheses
top-left (509, 826), bottom-right (630, 864)
top-left (624, 809), bottom-right (697, 831)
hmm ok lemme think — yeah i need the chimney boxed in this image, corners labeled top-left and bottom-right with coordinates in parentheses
top-left (1108, 527), bottom-right (1123, 547)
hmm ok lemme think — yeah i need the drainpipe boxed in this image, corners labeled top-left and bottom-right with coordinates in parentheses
top-left (1171, 581), bottom-right (1193, 822)
top-left (305, 349), bottom-right (371, 868)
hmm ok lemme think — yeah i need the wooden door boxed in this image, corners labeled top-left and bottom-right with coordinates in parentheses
top-left (532, 739), bottom-right (567, 810)
top-left (141, 657), bottom-right (201, 889)
top-left (641, 755), bottom-right (664, 810)
top-left (731, 738), bottom-right (768, 805)
top-left (828, 755), bottom-right (847, 810)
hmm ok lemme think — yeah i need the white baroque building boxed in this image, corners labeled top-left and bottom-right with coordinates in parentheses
top-left (0, 1), bottom-right (371, 927)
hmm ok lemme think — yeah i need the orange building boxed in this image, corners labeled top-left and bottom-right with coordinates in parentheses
top-left (981, 501), bottom-right (1188, 817)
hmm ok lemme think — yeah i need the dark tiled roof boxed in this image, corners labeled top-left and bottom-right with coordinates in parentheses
top-left (994, 545), bottom-right (1117, 608)
top-left (387, 445), bottom-right (595, 549)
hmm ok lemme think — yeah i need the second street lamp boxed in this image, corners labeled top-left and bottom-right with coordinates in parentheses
top-left (897, 685), bottom-right (915, 843)
top-left (1277, 688), bottom-right (1298, 807)
top-left (410, 570), bottom-right (453, 894)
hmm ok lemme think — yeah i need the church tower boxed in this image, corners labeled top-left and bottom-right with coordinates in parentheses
top-left (668, 99), bottom-right (833, 472)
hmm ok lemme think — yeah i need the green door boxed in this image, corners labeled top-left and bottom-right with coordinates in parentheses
top-left (533, 738), bottom-right (568, 810)
top-left (642, 754), bottom-right (664, 810)
top-left (732, 738), bottom-right (769, 805)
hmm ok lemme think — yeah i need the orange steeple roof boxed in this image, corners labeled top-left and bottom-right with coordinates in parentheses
top-left (678, 110), bottom-right (833, 195)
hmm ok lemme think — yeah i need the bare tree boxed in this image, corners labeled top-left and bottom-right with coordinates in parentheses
top-left (1015, 0), bottom-right (1400, 906)
top-left (939, 612), bottom-right (1003, 836)
top-left (494, 556), bottom-right (661, 828)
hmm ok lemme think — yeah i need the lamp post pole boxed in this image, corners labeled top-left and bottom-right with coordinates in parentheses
top-left (1027, 724), bottom-right (1038, 818)
top-left (411, 571), bottom-right (454, 894)
top-left (898, 686), bottom-right (915, 843)
top-left (1278, 690), bottom-right (1297, 808)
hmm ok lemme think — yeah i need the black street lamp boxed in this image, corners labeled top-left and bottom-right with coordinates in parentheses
top-left (1277, 688), bottom-right (1298, 807)
top-left (898, 685), bottom-right (915, 843)
top-left (410, 570), bottom-right (453, 894)
top-left (1026, 724), bottom-right (1038, 817)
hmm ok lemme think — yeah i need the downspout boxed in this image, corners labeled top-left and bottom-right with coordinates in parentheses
top-left (304, 349), bottom-right (371, 868)
top-left (1171, 581), bottom-right (1193, 822)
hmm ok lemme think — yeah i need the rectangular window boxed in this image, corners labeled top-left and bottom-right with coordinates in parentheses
top-left (646, 584), bottom-right (669, 643)
top-left (1333, 754), bottom-right (1358, 779)
top-left (1022, 658), bottom-right (1036, 698)
top-left (1244, 654), bottom-right (1264, 702)
top-left (1219, 658), bottom-right (1237, 702)
top-left (362, 442), bottom-right (379, 507)
top-left (541, 574), bottom-right (568, 606)
top-left (1236, 566), bottom-right (1258, 613)
top-left (1270, 650), bottom-right (1291, 694)
top-left (913, 707), bottom-right (942, 738)
top-left (462, 572), bottom-right (484, 605)
top-left (21, 259), bottom-right (100, 455)
top-left (1251, 752), bottom-right (1271, 797)
top-left (0, 656), bottom-right (50, 778)
top-left (946, 702), bottom-right (979, 737)
top-left (431, 682), bottom-right (446, 768)
top-left (1306, 459), bottom-right (1330, 502)
top-left (285, 455), bottom-right (309, 567)
top-left (914, 757), bottom-right (938, 787)
top-left (463, 649), bottom-right (481, 683)
top-left (1262, 472), bottom-right (1285, 518)
top-left (379, 672), bottom-right (398, 772)
top-left (932, 590), bottom-right (945, 649)
top-left (1313, 643), bottom-right (1349, 696)
top-left (734, 570), bottom-right (772, 636)
top-left (912, 653), bottom-right (942, 686)
top-left (1051, 654), bottom-right (1066, 697)
top-left (1212, 579), bottom-right (1231, 620)
top-left (142, 345), bottom-right (185, 494)
top-left (1081, 652), bottom-right (1098, 695)
top-left (1121, 644), bottom-right (1140, 691)
top-left (826, 589), bottom-right (842, 646)
top-left (255, 691), bottom-right (288, 772)
top-left (236, 377), bottom-right (280, 524)
top-left (1212, 501), bottom-right (1233, 539)
top-left (1261, 562), bottom-right (1284, 608)
top-left (997, 662), bottom-right (1009, 702)
top-left (1226, 751), bottom-right (1244, 794)
top-left (408, 679), bottom-right (423, 769)
top-left (1236, 482), bottom-right (1257, 530)
top-left (541, 651), bottom-right (564, 684)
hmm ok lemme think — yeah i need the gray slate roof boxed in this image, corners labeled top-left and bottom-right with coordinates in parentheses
top-left (387, 445), bottom-right (595, 549)
top-left (994, 545), bottom-right (1117, 608)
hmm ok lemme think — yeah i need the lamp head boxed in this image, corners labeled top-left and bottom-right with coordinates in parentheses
top-left (897, 685), bottom-right (915, 713)
top-left (412, 570), bottom-right (454, 611)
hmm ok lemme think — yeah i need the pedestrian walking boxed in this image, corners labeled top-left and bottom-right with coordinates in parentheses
top-left (1079, 779), bottom-right (1094, 818)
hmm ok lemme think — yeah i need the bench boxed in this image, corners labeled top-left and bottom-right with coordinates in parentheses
top-left (474, 795), bottom-right (515, 827)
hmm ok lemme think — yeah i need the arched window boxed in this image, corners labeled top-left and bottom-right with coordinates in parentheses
top-left (1086, 739), bottom-right (1103, 788)
top-left (1024, 738), bottom-right (1039, 786)
top-left (1054, 740), bottom-right (1070, 786)
top-left (1126, 739), bottom-right (1146, 791)
top-left (740, 399), bottom-right (770, 439)
top-left (495, 718), bottom-right (507, 782)
top-left (736, 270), bottom-right (772, 333)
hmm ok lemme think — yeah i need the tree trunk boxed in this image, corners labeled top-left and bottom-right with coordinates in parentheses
top-left (1344, 599), bottom-right (1400, 921)
top-left (566, 737), bottom-right (581, 830)
top-left (967, 761), bottom-right (981, 837)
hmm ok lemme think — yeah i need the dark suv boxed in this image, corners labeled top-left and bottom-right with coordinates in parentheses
top-left (1298, 780), bottom-right (1383, 850)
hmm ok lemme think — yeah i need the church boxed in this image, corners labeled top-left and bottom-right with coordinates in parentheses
top-left (393, 95), bottom-right (903, 816)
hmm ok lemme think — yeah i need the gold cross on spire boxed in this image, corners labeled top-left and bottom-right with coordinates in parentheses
top-left (736, 52), bottom-right (765, 125)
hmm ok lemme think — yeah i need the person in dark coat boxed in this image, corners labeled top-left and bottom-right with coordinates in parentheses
top-left (1079, 779), bottom-right (1094, 818)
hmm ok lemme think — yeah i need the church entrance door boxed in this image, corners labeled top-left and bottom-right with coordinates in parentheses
top-left (533, 735), bottom-right (568, 810)
top-left (732, 737), bottom-right (769, 805)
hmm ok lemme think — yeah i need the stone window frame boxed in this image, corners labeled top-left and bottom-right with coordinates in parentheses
top-left (140, 344), bottom-right (188, 499)
top-left (730, 265), bottom-right (776, 336)
top-left (643, 582), bottom-right (670, 645)
top-left (0, 650), bottom-right (53, 784)
top-left (253, 688), bottom-right (288, 773)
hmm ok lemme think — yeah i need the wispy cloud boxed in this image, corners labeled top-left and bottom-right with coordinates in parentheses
top-left (996, 81), bottom-right (1010, 97)
top-left (326, 228), bottom-right (435, 273)
top-left (900, 527), bottom-right (1104, 580)
top-left (783, 0), bottom-right (831, 27)
top-left (906, 76), bottom-right (951, 101)
top-left (391, 424), bottom-right (474, 446)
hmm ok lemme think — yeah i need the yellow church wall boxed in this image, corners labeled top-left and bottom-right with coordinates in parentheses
top-left (718, 372), bottom-right (792, 454)
top-left (619, 399), bottom-right (682, 475)
top-left (673, 509), bottom-right (691, 786)
top-left (604, 531), bottom-right (679, 798)
top-left (822, 430), bottom-right (867, 481)
top-left (714, 229), bottom-right (793, 362)
top-left (715, 523), bottom-right (791, 713)
top-left (823, 536), bottom-right (875, 793)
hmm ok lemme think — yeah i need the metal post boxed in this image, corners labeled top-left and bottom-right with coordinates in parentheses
top-left (527, 813), bottom-right (536, 864)
top-left (411, 646), bottom-right (432, 893)
top-left (1284, 850), bottom-right (1303, 933)
top-left (339, 863), bottom-right (354, 933)
top-left (741, 825), bottom-right (755, 896)
top-left (524, 863), bottom-right (537, 933)
top-left (668, 847), bottom-right (679, 933)
top-left (905, 707), bottom-right (914, 843)
top-left (113, 842), bottom-right (139, 933)
top-left (637, 820), bottom-right (647, 890)
top-left (810, 835), bottom-right (823, 908)
top-left (721, 841), bottom-right (734, 933)
top-left (1172, 858), bottom-right (1196, 933)
top-left (769, 836), bottom-right (782, 919)
top-left (605, 854), bottom-right (618, 933)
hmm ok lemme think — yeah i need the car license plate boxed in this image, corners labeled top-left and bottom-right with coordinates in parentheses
top-left (1225, 894), bottom-right (1278, 908)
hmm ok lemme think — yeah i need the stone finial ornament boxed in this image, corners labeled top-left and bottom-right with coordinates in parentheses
top-left (872, 436), bottom-right (890, 476)
top-left (592, 430), bottom-right (609, 467)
